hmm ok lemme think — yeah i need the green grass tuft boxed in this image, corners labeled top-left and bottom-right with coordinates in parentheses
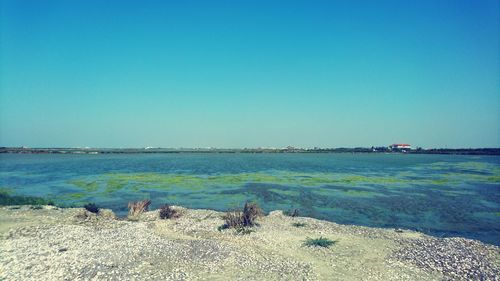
top-left (292, 222), bottom-right (307, 227)
top-left (303, 237), bottom-right (336, 248)
top-left (235, 227), bottom-right (254, 235)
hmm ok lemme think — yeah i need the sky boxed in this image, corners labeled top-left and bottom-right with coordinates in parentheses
top-left (0, 0), bottom-right (499, 148)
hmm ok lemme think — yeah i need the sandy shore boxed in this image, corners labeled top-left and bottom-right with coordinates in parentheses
top-left (0, 205), bottom-right (498, 281)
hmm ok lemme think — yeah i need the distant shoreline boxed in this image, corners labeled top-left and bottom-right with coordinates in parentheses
top-left (1, 147), bottom-right (499, 155)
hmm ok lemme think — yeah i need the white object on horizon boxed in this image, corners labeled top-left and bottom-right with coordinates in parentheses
top-left (390, 144), bottom-right (412, 150)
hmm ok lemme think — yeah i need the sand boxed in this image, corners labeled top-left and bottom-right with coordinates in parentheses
top-left (0, 205), bottom-right (498, 280)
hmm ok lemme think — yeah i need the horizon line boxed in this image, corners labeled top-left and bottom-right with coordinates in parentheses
top-left (2, 146), bottom-right (500, 150)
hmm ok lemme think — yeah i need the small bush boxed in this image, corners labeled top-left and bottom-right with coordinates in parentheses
top-left (222, 209), bottom-right (244, 228)
top-left (292, 222), bottom-right (307, 228)
top-left (284, 208), bottom-right (300, 217)
top-left (84, 203), bottom-right (99, 214)
top-left (304, 237), bottom-right (336, 248)
top-left (222, 202), bottom-right (263, 229)
top-left (159, 204), bottom-right (179, 219)
top-left (242, 202), bottom-right (263, 227)
top-left (128, 199), bottom-right (151, 217)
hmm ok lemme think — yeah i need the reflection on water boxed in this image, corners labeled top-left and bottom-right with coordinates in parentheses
top-left (1, 153), bottom-right (499, 245)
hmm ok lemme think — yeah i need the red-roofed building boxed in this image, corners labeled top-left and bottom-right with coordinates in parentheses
top-left (390, 144), bottom-right (412, 150)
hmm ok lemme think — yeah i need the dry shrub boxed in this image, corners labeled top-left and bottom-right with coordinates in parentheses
top-left (128, 199), bottom-right (151, 217)
top-left (223, 202), bottom-right (263, 228)
top-left (222, 209), bottom-right (244, 228)
top-left (284, 208), bottom-right (299, 217)
top-left (242, 202), bottom-right (263, 226)
top-left (74, 210), bottom-right (98, 222)
top-left (159, 204), bottom-right (180, 219)
top-left (84, 203), bottom-right (99, 214)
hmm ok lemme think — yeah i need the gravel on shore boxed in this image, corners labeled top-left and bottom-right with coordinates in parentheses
top-left (0, 205), bottom-right (498, 281)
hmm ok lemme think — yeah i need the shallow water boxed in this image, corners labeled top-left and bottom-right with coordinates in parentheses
top-left (1, 153), bottom-right (499, 245)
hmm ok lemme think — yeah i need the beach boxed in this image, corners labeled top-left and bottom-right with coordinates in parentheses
top-left (2, 1), bottom-right (499, 280)
top-left (1, 205), bottom-right (498, 280)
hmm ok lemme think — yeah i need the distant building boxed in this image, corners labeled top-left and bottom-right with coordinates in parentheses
top-left (390, 144), bottom-right (412, 151)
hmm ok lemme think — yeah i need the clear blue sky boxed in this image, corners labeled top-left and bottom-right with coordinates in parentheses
top-left (1, 0), bottom-right (499, 148)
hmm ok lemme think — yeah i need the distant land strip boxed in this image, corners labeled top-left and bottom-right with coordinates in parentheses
top-left (1, 147), bottom-right (499, 155)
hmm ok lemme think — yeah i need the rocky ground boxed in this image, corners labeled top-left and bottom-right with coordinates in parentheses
top-left (0, 205), bottom-right (498, 281)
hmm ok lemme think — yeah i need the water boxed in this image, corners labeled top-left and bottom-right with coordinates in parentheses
top-left (1, 153), bottom-right (499, 245)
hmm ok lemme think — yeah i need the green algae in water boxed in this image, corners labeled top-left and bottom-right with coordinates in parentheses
top-left (432, 173), bottom-right (499, 185)
top-left (341, 189), bottom-right (379, 197)
top-left (2, 153), bottom-right (499, 246)
top-left (439, 190), bottom-right (477, 197)
top-left (68, 179), bottom-right (100, 192)
top-left (56, 192), bottom-right (89, 201)
top-left (94, 171), bottom-right (414, 191)
top-left (64, 169), bottom-right (498, 198)
top-left (311, 187), bottom-right (385, 198)
top-left (421, 161), bottom-right (500, 175)
top-left (267, 188), bottom-right (301, 197)
top-left (486, 175), bottom-right (500, 183)
top-left (430, 178), bottom-right (450, 185)
top-left (0, 188), bottom-right (55, 206)
top-left (0, 187), bottom-right (15, 194)
top-left (56, 164), bottom-right (500, 239)
top-left (105, 178), bottom-right (128, 193)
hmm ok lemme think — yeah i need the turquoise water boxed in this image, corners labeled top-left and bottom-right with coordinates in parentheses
top-left (0, 153), bottom-right (499, 245)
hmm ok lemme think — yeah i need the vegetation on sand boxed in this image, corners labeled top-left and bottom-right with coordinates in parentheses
top-left (128, 199), bottom-right (151, 217)
top-left (242, 202), bottom-right (263, 226)
top-left (284, 208), bottom-right (300, 217)
top-left (84, 203), bottom-right (99, 214)
top-left (304, 237), bottom-right (336, 248)
top-left (222, 202), bottom-right (263, 229)
top-left (159, 204), bottom-right (180, 219)
top-left (235, 227), bottom-right (254, 235)
top-left (222, 209), bottom-right (244, 229)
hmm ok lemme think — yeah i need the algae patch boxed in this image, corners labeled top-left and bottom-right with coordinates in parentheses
top-left (68, 179), bottom-right (100, 192)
